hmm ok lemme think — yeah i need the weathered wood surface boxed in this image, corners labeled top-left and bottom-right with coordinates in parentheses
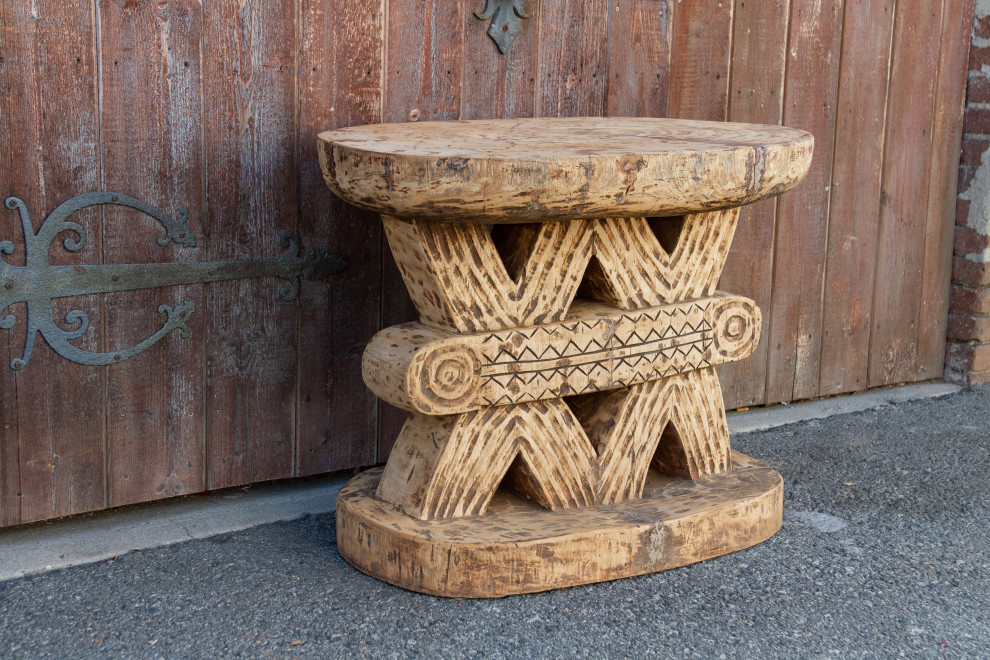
top-left (201, 0), bottom-right (298, 488)
top-left (0, 0), bottom-right (971, 526)
top-left (375, 367), bottom-right (734, 522)
top-left (295, 0), bottom-right (384, 476)
top-left (717, 0), bottom-right (790, 407)
top-left (318, 118), bottom-right (814, 223)
top-left (765, 0), bottom-right (844, 403)
top-left (379, 209), bottom-right (743, 331)
top-left (329, 116), bottom-right (799, 594)
top-left (870, 0), bottom-right (944, 386)
top-left (0, 1), bottom-right (105, 525)
top-left (101, 0), bottom-right (205, 506)
top-left (364, 295), bottom-right (759, 415)
top-left (819, 0), bottom-right (895, 396)
top-left (338, 453), bottom-right (782, 598)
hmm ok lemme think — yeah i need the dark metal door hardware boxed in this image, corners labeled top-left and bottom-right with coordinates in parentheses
top-left (475, 0), bottom-right (531, 54)
top-left (0, 192), bottom-right (346, 370)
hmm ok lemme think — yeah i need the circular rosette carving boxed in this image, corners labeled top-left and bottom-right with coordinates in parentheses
top-left (416, 344), bottom-right (481, 409)
top-left (712, 299), bottom-right (760, 362)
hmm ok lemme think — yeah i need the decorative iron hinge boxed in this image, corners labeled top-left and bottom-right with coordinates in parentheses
top-left (475, 0), bottom-right (531, 54)
top-left (0, 192), bottom-right (346, 370)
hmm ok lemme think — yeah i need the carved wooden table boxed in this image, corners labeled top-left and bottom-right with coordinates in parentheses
top-left (319, 117), bottom-right (813, 597)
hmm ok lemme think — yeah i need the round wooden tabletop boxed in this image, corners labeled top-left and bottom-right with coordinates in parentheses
top-left (318, 117), bottom-right (813, 224)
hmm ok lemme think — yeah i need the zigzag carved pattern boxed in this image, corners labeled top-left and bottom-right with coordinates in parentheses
top-left (589, 210), bottom-right (740, 308)
top-left (375, 400), bottom-right (597, 520)
top-left (375, 369), bottom-right (730, 520)
top-left (476, 300), bottom-right (715, 406)
top-left (383, 210), bottom-right (738, 332)
top-left (577, 368), bottom-right (731, 504)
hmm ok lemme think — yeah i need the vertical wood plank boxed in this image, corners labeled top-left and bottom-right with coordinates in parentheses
top-left (868, 0), bottom-right (942, 386)
top-left (536, 0), bottom-right (609, 118)
top-left (377, 0), bottom-right (465, 459)
top-left (100, 0), bottom-right (206, 506)
top-left (0, 1), bottom-right (104, 525)
top-left (460, 0), bottom-right (539, 120)
top-left (717, 0), bottom-right (789, 408)
top-left (667, 0), bottom-right (734, 121)
top-left (817, 1), bottom-right (895, 396)
top-left (385, 1), bottom-right (463, 123)
top-left (764, 0), bottom-right (844, 403)
top-left (917, 0), bottom-right (973, 379)
top-left (296, 0), bottom-right (384, 475)
top-left (605, 0), bottom-right (670, 118)
top-left (202, 0), bottom-right (298, 488)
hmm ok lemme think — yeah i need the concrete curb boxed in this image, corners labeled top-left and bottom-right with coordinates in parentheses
top-left (726, 381), bottom-right (961, 434)
top-left (0, 475), bottom-right (347, 582)
top-left (0, 381), bottom-right (962, 582)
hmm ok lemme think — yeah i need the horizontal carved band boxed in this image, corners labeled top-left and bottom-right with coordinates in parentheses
top-left (363, 293), bottom-right (760, 415)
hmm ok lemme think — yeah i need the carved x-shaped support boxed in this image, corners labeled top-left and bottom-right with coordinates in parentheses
top-left (370, 210), bottom-right (758, 520)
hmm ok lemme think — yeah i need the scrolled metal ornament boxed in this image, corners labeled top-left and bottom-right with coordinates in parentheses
top-left (0, 192), bottom-right (346, 370)
top-left (475, 0), bottom-right (531, 54)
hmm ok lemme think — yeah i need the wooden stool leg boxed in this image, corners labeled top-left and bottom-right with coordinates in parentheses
top-left (381, 215), bottom-right (594, 332)
top-left (570, 367), bottom-right (731, 505)
top-left (376, 401), bottom-right (597, 519)
top-left (588, 209), bottom-right (740, 307)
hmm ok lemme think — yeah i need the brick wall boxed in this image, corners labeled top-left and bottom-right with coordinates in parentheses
top-left (948, 0), bottom-right (990, 385)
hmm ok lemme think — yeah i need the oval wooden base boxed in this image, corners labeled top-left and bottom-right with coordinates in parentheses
top-left (336, 452), bottom-right (782, 598)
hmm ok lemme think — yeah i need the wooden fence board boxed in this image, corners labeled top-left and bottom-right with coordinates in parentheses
top-left (296, 0), bottom-right (385, 474)
top-left (461, 0), bottom-right (539, 120)
top-left (818, 1), bottom-right (895, 396)
top-left (667, 0), bottom-right (733, 121)
top-left (100, 0), bottom-right (206, 507)
top-left (917, 0), bottom-right (973, 380)
top-left (0, 1), bottom-right (104, 525)
top-left (765, 0), bottom-right (844, 403)
top-left (377, 0), bottom-right (464, 459)
top-left (718, 0), bottom-right (789, 409)
top-left (869, 0), bottom-right (943, 387)
top-left (605, 0), bottom-right (670, 118)
top-left (536, 0), bottom-right (609, 118)
top-left (202, 0), bottom-right (299, 488)
top-left (0, 0), bottom-right (974, 524)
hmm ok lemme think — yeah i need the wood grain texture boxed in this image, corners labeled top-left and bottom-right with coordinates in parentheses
top-left (765, 0), bottom-right (844, 403)
top-left (667, 0), bottom-right (733, 121)
top-left (320, 117), bottom-right (813, 223)
top-left (364, 295), bottom-right (759, 415)
top-left (605, 0), bottom-right (670, 118)
top-left (535, 0), bottom-right (609, 118)
top-left (0, 0), bottom-right (105, 525)
top-left (202, 0), bottom-right (297, 488)
top-left (339, 453), bottom-right (782, 598)
top-left (376, 400), bottom-right (597, 520)
top-left (296, 0), bottom-right (384, 476)
top-left (460, 0), bottom-right (538, 120)
top-left (101, 0), bottom-right (205, 507)
top-left (0, 0), bottom-right (973, 526)
top-left (379, 210), bottom-right (744, 333)
top-left (869, 0), bottom-right (943, 387)
top-left (717, 0), bottom-right (789, 408)
top-left (818, 0), bottom-right (895, 396)
top-left (376, 367), bottom-right (733, 521)
top-left (917, 0), bottom-right (973, 380)
top-left (379, 0), bottom-right (466, 459)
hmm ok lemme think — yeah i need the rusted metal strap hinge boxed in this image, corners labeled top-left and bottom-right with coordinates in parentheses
top-left (0, 192), bottom-right (346, 370)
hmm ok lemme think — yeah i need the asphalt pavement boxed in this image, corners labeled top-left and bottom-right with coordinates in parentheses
top-left (1, 384), bottom-right (988, 659)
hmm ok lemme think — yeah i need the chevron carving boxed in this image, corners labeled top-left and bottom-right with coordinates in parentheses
top-left (372, 210), bottom-right (751, 521)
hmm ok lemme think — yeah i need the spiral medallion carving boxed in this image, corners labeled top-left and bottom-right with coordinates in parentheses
top-left (712, 299), bottom-right (760, 361)
top-left (417, 344), bottom-right (480, 407)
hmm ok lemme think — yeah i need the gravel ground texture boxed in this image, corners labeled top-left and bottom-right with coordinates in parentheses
top-left (1, 384), bottom-right (987, 659)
